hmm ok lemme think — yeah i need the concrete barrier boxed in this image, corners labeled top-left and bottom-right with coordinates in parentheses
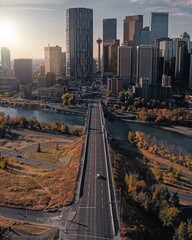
top-left (75, 103), bottom-right (91, 202)
top-left (99, 101), bottom-right (120, 237)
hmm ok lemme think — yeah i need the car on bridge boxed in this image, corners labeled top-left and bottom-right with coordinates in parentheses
top-left (96, 173), bottom-right (101, 179)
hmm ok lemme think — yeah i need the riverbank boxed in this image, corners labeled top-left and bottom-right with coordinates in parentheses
top-left (107, 109), bottom-right (192, 138)
top-left (0, 98), bottom-right (86, 116)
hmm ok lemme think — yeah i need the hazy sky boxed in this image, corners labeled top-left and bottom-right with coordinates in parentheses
top-left (0, 0), bottom-right (192, 60)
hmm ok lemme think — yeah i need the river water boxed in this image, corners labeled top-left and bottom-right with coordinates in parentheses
top-left (1, 106), bottom-right (192, 155)
top-left (106, 119), bottom-right (192, 155)
top-left (0, 106), bottom-right (85, 127)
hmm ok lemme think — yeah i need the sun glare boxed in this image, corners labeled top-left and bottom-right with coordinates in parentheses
top-left (0, 19), bottom-right (20, 46)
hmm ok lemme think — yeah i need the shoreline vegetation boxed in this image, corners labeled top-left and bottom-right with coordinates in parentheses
top-left (0, 112), bottom-right (84, 137)
top-left (128, 130), bottom-right (192, 170)
top-left (0, 98), bottom-right (86, 115)
top-left (104, 107), bottom-right (192, 138)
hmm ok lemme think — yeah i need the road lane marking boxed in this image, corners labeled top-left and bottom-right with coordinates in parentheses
top-left (67, 232), bottom-right (112, 239)
top-left (78, 207), bottom-right (96, 209)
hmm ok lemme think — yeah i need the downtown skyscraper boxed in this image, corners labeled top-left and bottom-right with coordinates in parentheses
top-left (44, 45), bottom-right (62, 76)
top-left (1, 47), bottom-right (11, 77)
top-left (151, 12), bottom-right (169, 43)
top-left (14, 59), bottom-right (32, 85)
top-left (66, 8), bottom-right (93, 83)
top-left (102, 18), bottom-right (118, 77)
top-left (1, 47), bottom-right (11, 70)
top-left (103, 18), bottom-right (117, 42)
top-left (123, 15), bottom-right (143, 46)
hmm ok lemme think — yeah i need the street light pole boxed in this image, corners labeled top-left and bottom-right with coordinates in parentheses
top-left (116, 188), bottom-right (123, 225)
top-left (119, 188), bottom-right (123, 224)
top-left (25, 204), bottom-right (28, 222)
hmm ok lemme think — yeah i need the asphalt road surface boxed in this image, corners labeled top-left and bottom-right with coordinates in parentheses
top-left (62, 101), bottom-right (113, 240)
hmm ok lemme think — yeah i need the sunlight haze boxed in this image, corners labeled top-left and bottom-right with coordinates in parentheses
top-left (0, 0), bottom-right (192, 59)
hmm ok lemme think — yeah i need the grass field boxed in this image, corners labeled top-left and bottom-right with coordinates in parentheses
top-left (27, 144), bottom-right (66, 163)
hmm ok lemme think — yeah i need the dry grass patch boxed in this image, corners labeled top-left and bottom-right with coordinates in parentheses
top-left (0, 137), bottom-right (83, 210)
top-left (0, 217), bottom-right (13, 228)
top-left (27, 144), bottom-right (66, 163)
top-left (12, 222), bottom-right (51, 235)
top-left (0, 217), bottom-right (52, 239)
top-left (0, 129), bottom-right (72, 151)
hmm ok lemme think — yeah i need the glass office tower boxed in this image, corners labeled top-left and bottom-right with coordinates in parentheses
top-left (103, 18), bottom-right (117, 42)
top-left (66, 8), bottom-right (93, 83)
top-left (151, 12), bottom-right (169, 43)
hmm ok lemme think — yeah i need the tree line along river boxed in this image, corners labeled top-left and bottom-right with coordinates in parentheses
top-left (0, 106), bottom-right (192, 155)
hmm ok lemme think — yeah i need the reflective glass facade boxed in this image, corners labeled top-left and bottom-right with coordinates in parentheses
top-left (66, 8), bottom-right (93, 83)
top-left (151, 12), bottom-right (169, 43)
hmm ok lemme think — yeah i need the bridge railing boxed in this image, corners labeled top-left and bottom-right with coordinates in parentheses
top-left (74, 103), bottom-right (91, 202)
top-left (99, 100), bottom-right (120, 237)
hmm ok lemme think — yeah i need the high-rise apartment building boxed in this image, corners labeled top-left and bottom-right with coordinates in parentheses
top-left (123, 15), bottom-right (143, 46)
top-left (14, 59), bottom-right (32, 85)
top-left (1, 47), bottom-right (11, 70)
top-left (1, 47), bottom-right (11, 77)
top-left (66, 8), bottom-right (93, 83)
top-left (44, 45), bottom-right (62, 76)
top-left (103, 18), bottom-right (117, 42)
top-left (117, 44), bottom-right (132, 86)
top-left (189, 50), bottom-right (192, 89)
top-left (151, 12), bottom-right (169, 43)
top-left (61, 52), bottom-right (66, 79)
top-left (136, 46), bottom-right (154, 84)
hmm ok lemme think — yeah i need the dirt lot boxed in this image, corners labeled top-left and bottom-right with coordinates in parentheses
top-left (0, 136), bottom-right (83, 210)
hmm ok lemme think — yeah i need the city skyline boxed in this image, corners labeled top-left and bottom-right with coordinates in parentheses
top-left (0, 0), bottom-right (192, 59)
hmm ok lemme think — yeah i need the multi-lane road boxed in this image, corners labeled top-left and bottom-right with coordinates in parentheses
top-left (62, 101), bottom-right (114, 239)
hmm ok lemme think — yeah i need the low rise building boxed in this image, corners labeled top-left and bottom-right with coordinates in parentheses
top-left (107, 77), bottom-right (123, 96)
top-left (0, 77), bottom-right (20, 94)
top-left (38, 84), bottom-right (65, 102)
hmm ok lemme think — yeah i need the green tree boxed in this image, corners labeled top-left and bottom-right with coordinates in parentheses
top-left (56, 142), bottom-right (59, 151)
top-left (159, 200), bottom-right (180, 227)
top-left (170, 192), bottom-right (179, 207)
top-left (61, 93), bottom-right (76, 106)
top-left (128, 131), bottom-right (135, 144)
top-left (153, 161), bottom-right (163, 182)
top-left (0, 125), bottom-right (6, 138)
top-left (37, 142), bottom-right (41, 153)
top-left (125, 173), bottom-right (146, 193)
top-left (175, 168), bottom-right (182, 181)
top-left (143, 156), bottom-right (149, 165)
top-left (174, 222), bottom-right (190, 240)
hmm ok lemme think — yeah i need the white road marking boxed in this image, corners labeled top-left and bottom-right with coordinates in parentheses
top-left (78, 207), bottom-right (96, 209)
top-left (67, 233), bottom-right (111, 239)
